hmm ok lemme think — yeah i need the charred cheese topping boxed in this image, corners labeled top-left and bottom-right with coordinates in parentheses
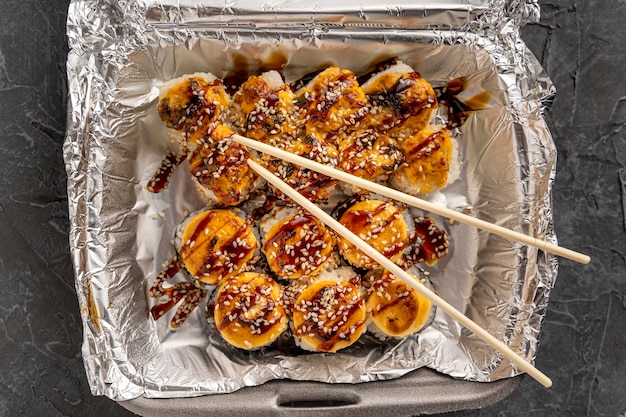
top-left (366, 271), bottom-right (433, 338)
top-left (292, 280), bottom-right (366, 352)
top-left (338, 200), bottom-right (409, 269)
top-left (157, 74), bottom-right (230, 143)
top-left (264, 134), bottom-right (339, 202)
top-left (337, 129), bottom-right (404, 180)
top-left (391, 128), bottom-right (453, 195)
top-left (262, 212), bottom-right (334, 279)
top-left (189, 124), bottom-right (258, 207)
top-left (214, 272), bottom-right (288, 350)
top-left (178, 210), bottom-right (257, 285)
top-left (364, 71), bottom-right (437, 139)
top-left (233, 74), bottom-right (300, 143)
top-left (296, 66), bottom-right (369, 142)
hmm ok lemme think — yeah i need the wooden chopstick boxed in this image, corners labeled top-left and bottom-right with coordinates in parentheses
top-left (233, 134), bottom-right (590, 265)
top-left (247, 158), bottom-right (553, 388)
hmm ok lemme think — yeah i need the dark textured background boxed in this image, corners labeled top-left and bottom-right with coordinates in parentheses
top-left (1, 1), bottom-right (624, 416)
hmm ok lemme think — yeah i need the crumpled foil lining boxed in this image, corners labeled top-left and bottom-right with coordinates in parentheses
top-left (64, 0), bottom-right (558, 401)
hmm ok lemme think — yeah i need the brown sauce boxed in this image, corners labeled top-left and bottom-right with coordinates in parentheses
top-left (258, 51), bottom-right (288, 74)
top-left (435, 77), bottom-right (466, 128)
top-left (149, 256), bottom-right (209, 328)
top-left (224, 51), bottom-right (288, 95)
top-left (405, 216), bottom-right (449, 265)
top-left (340, 200), bottom-right (390, 227)
top-left (403, 131), bottom-right (446, 161)
top-left (147, 151), bottom-right (187, 193)
top-left (224, 53), bottom-right (250, 95)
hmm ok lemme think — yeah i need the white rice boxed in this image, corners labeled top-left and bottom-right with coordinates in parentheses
top-left (191, 179), bottom-right (220, 208)
top-left (259, 206), bottom-right (300, 243)
top-left (447, 135), bottom-right (461, 186)
top-left (316, 266), bottom-right (360, 285)
top-left (173, 208), bottom-right (204, 253)
top-left (259, 70), bottom-right (285, 90)
top-left (361, 61), bottom-right (415, 93)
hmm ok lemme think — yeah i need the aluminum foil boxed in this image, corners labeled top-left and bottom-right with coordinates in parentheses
top-left (64, 0), bottom-right (557, 401)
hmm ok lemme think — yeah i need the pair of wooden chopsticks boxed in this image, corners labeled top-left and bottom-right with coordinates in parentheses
top-left (234, 134), bottom-right (590, 388)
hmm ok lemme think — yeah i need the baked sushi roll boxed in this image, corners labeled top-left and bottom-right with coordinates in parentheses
top-left (188, 124), bottom-right (263, 207)
top-left (337, 128), bottom-right (404, 193)
top-left (157, 72), bottom-right (230, 144)
top-left (337, 199), bottom-right (411, 270)
top-left (365, 270), bottom-right (435, 339)
top-left (362, 62), bottom-right (437, 140)
top-left (232, 70), bottom-right (300, 144)
top-left (388, 127), bottom-right (454, 196)
top-left (281, 266), bottom-right (361, 314)
top-left (291, 274), bottom-right (367, 353)
top-left (260, 206), bottom-right (336, 279)
top-left (264, 133), bottom-right (339, 202)
top-left (295, 66), bottom-right (369, 143)
top-left (213, 272), bottom-right (289, 350)
top-left (174, 208), bottom-right (258, 285)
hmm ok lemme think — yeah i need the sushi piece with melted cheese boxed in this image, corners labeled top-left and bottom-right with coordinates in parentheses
top-left (281, 266), bottom-right (360, 314)
top-left (174, 209), bottom-right (258, 285)
top-left (189, 124), bottom-right (262, 207)
top-left (295, 66), bottom-right (369, 143)
top-left (260, 207), bottom-right (336, 279)
top-left (336, 128), bottom-right (404, 191)
top-left (362, 62), bottom-right (437, 140)
top-left (365, 270), bottom-right (435, 339)
top-left (213, 272), bottom-right (289, 350)
top-left (291, 273), bottom-right (367, 353)
top-left (389, 128), bottom-right (455, 196)
top-left (232, 71), bottom-right (300, 144)
top-left (264, 133), bottom-right (339, 202)
top-left (157, 72), bottom-right (230, 144)
top-left (337, 199), bottom-right (411, 270)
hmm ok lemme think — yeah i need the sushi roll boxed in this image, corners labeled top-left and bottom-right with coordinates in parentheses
top-left (264, 133), bottom-right (339, 202)
top-left (213, 272), bottom-right (289, 350)
top-left (295, 66), bottom-right (369, 143)
top-left (260, 206), bottom-right (336, 279)
top-left (365, 269), bottom-right (435, 339)
top-left (232, 71), bottom-right (301, 144)
top-left (291, 273), bottom-right (367, 353)
top-left (174, 208), bottom-right (258, 285)
top-left (337, 128), bottom-right (404, 192)
top-left (388, 128), bottom-right (454, 196)
top-left (362, 62), bottom-right (437, 140)
top-left (337, 199), bottom-right (411, 270)
top-left (281, 266), bottom-right (361, 315)
top-left (157, 72), bottom-right (230, 143)
top-left (188, 124), bottom-right (263, 207)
